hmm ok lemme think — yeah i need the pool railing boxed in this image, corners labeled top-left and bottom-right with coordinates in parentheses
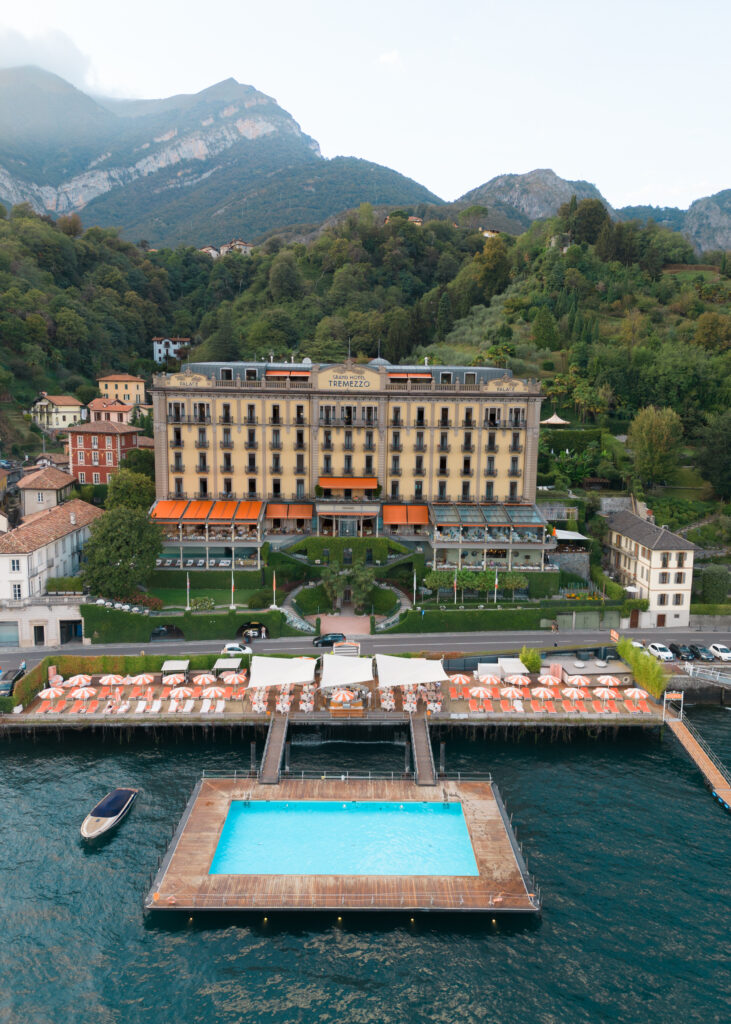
top-left (201, 768), bottom-right (493, 783)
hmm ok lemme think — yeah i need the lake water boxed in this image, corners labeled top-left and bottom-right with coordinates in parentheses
top-left (0, 709), bottom-right (729, 1024)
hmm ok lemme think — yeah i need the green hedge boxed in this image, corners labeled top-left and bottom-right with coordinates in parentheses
top-left (590, 565), bottom-right (625, 600)
top-left (266, 548), bottom-right (320, 583)
top-left (287, 537), bottom-right (407, 565)
top-left (689, 603), bottom-right (731, 616)
top-left (377, 553), bottom-right (427, 587)
top-left (541, 428), bottom-right (602, 453)
top-left (294, 584), bottom-right (333, 615)
top-left (368, 586), bottom-right (399, 615)
top-left (46, 577), bottom-right (84, 593)
top-left (149, 568), bottom-right (266, 590)
top-left (526, 572), bottom-right (561, 598)
top-left (80, 605), bottom-right (300, 644)
top-left (559, 569), bottom-right (586, 587)
top-left (387, 607), bottom-right (548, 633)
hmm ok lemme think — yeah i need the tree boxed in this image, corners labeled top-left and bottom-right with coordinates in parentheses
top-left (532, 306), bottom-right (559, 350)
top-left (573, 199), bottom-right (610, 244)
top-left (695, 409), bottom-right (731, 498)
top-left (106, 468), bottom-right (156, 511)
top-left (81, 507), bottom-right (162, 598)
top-left (321, 565), bottom-right (346, 608)
top-left (700, 564), bottom-right (729, 604)
top-left (519, 646), bottom-right (542, 673)
top-left (206, 302), bottom-right (239, 360)
top-left (498, 571), bottom-right (528, 601)
top-left (121, 448), bottom-right (155, 480)
top-left (627, 406), bottom-right (683, 486)
top-left (350, 564), bottom-right (375, 612)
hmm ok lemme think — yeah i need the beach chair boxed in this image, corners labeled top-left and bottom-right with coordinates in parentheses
top-left (181, 699), bottom-right (194, 713)
top-left (469, 699), bottom-right (480, 712)
top-left (530, 700), bottom-right (545, 713)
top-left (561, 700), bottom-right (577, 714)
top-left (69, 700), bottom-right (85, 714)
top-left (52, 700), bottom-right (67, 714)
top-left (116, 701), bottom-right (131, 715)
top-left (606, 700), bottom-right (619, 713)
top-left (592, 700), bottom-right (605, 713)
top-left (98, 687), bottom-right (110, 699)
top-left (521, 687), bottom-right (531, 699)
top-left (167, 699), bottom-right (179, 714)
top-left (134, 699), bottom-right (147, 714)
top-left (160, 687), bottom-right (171, 699)
top-left (544, 701), bottom-right (557, 713)
top-left (481, 700), bottom-right (493, 712)
top-left (148, 699), bottom-right (162, 714)
top-left (35, 700), bottom-right (52, 714)
top-left (84, 701), bottom-right (100, 714)
top-left (513, 699), bottom-right (525, 713)
top-left (449, 687), bottom-right (458, 700)
top-left (638, 700), bottom-right (651, 714)
top-left (129, 686), bottom-right (143, 699)
top-left (575, 700), bottom-right (588, 713)
top-left (190, 687), bottom-right (202, 698)
top-left (624, 701), bottom-right (640, 714)
top-left (500, 699), bottom-right (513, 712)
top-left (214, 700), bottom-right (225, 714)
top-left (200, 698), bottom-right (212, 714)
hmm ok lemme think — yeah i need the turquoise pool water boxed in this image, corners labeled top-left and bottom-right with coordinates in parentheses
top-left (209, 800), bottom-right (480, 876)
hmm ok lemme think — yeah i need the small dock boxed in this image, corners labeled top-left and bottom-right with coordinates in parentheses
top-left (410, 714), bottom-right (436, 786)
top-left (259, 714), bottom-right (288, 784)
top-left (146, 776), bottom-right (540, 914)
top-left (667, 715), bottom-right (731, 812)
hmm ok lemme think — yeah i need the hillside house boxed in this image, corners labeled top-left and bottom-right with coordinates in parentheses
top-left (97, 374), bottom-right (146, 405)
top-left (30, 394), bottom-right (87, 432)
top-left (67, 422), bottom-right (141, 486)
top-left (16, 467), bottom-right (76, 519)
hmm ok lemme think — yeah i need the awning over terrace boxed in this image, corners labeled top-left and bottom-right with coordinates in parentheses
top-left (318, 477), bottom-right (378, 490)
top-left (150, 499), bottom-right (263, 524)
top-left (430, 502), bottom-right (546, 527)
top-left (247, 655), bottom-right (317, 689)
top-left (375, 654), bottom-right (449, 689)
top-left (382, 504), bottom-right (429, 526)
top-left (265, 503), bottom-right (314, 519)
top-left (319, 654), bottom-right (374, 689)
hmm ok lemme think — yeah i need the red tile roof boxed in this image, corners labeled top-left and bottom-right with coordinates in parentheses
top-left (17, 468), bottom-right (76, 491)
top-left (87, 398), bottom-right (133, 411)
top-left (97, 374), bottom-right (145, 382)
top-left (66, 422), bottom-right (141, 435)
top-left (37, 395), bottom-right (83, 407)
top-left (0, 500), bottom-right (102, 554)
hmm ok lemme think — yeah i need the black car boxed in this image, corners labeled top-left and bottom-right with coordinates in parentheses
top-left (688, 643), bottom-right (714, 662)
top-left (239, 621), bottom-right (265, 638)
top-left (668, 643), bottom-right (694, 661)
top-left (312, 632), bottom-right (346, 647)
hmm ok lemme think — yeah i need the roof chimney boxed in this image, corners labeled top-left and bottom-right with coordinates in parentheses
top-left (70, 511), bottom-right (76, 526)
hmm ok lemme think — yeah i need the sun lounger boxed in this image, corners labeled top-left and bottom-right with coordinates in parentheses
top-left (500, 699), bottom-right (513, 712)
top-left (160, 687), bottom-right (171, 699)
top-left (84, 701), bottom-right (100, 714)
top-left (52, 700), bottom-right (67, 713)
top-left (530, 700), bottom-right (545, 713)
top-left (575, 700), bottom-right (588, 713)
top-left (606, 700), bottom-right (619, 713)
top-left (521, 688), bottom-right (531, 699)
top-left (561, 700), bottom-right (577, 714)
top-left (167, 699), bottom-right (178, 713)
top-left (624, 700), bottom-right (640, 714)
top-left (200, 698), bottom-right (212, 713)
top-left (544, 701), bottom-right (557, 713)
top-left (35, 700), bottom-right (52, 714)
top-left (69, 700), bottom-right (85, 713)
top-left (190, 687), bottom-right (202, 698)
top-left (134, 700), bottom-right (147, 714)
top-left (513, 699), bottom-right (525, 712)
top-left (98, 687), bottom-right (110, 699)
top-left (592, 700), bottom-right (606, 713)
top-left (148, 699), bottom-right (162, 713)
top-left (181, 699), bottom-right (194, 713)
top-left (129, 686), bottom-right (143, 699)
top-left (115, 701), bottom-right (130, 715)
top-left (214, 700), bottom-right (226, 713)
top-left (469, 699), bottom-right (480, 712)
top-left (638, 700), bottom-right (651, 714)
top-left (449, 687), bottom-right (458, 700)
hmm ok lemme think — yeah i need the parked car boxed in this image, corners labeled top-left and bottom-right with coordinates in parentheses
top-left (709, 643), bottom-right (731, 662)
top-left (312, 632), bottom-right (346, 647)
top-left (688, 644), bottom-right (714, 662)
top-left (646, 642), bottom-right (674, 661)
top-left (238, 621), bottom-right (266, 638)
top-left (221, 642), bottom-right (252, 656)
top-left (668, 643), bottom-right (694, 661)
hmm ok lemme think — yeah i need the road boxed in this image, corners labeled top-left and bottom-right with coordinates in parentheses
top-left (2, 627), bottom-right (729, 679)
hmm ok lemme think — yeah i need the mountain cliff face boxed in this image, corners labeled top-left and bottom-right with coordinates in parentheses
top-left (682, 190), bottom-right (731, 253)
top-left (0, 67), bottom-right (441, 246)
top-left (460, 168), bottom-right (614, 221)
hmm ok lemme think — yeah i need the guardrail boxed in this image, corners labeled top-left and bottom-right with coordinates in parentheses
top-left (200, 769), bottom-right (494, 781)
top-left (155, 889), bottom-right (539, 910)
top-left (671, 711), bottom-right (731, 783)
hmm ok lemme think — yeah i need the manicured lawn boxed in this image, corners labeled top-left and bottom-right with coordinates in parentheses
top-left (150, 587), bottom-right (258, 608)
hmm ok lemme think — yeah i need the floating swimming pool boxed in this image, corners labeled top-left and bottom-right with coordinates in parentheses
top-left (209, 800), bottom-right (479, 876)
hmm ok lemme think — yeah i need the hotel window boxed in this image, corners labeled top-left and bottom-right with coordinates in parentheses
top-left (295, 455), bottom-right (305, 474)
top-left (485, 482), bottom-right (494, 501)
top-left (78, 472), bottom-right (86, 483)
top-left (440, 372), bottom-right (452, 385)
top-left (415, 407), bottom-right (425, 427)
top-left (93, 473), bottom-right (101, 485)
top-left (295, 405), bottom-right (305, 424)
top-left (106, 452), bottom-right (113, 465)
top-left (438, 481), bottom-right (447, 500)
top-left (391, 456), bottom-right (400, 474)
top-left (465, 373), bottom-right (476, 387)
top-left (271, 404), bottom-right (281, 424)
top-left (673, 593), bottom-right (684, 606)
top-left (198, 478), bottom-right (208, 497)
top-left (77, 436), bottom-right (84, 447)
top-left (677, 553), bottom-right (685, 567)
top-left (438, 457), bottom-right (448, 475)
top-left (105, 436), bottom-right (112, 448)
top-left (658, 593), bottom-right (668, 606)
top-left (344, 455), bottom-right (353, 474)
top-left (37, 492), bottom-right (44, 503)
top-left (77, 451), bottom-right (85, 464)
top-left (247, 404), bottom-right (256, 424)
top-left (660, 553), bottom-right (669, 568)
top-left (509, 481), bottom-right (518, 500)
top-left (296, 479), bottom-right (305, 498)
top-left (12, 584), bottom-right (21, 600)
top-left (659, 572), bottom-right (669, 584)
top-left (10, 559), bottom-right (20, 573)
top-left (344, 430), bottom-right (353, 450)
top-left (174, 478), bottom-right (183, 497)
top-left (272, 479), bottom-right (281, 497)
top-left (91, 435), bottom-right (98, 448)
top-left (323, 455), bottom-right (332, 474)
top-left (92, 451), bottom-right (99, 465)
top-left (674, 572), bottom-right (685, 584)
top-left (415, 480), bottom-right (423, 498)
top-left (221, 368), bottom-right (233, 382)
top-left (391, 481), bottom-right (399, 499)
top-left (439, 407), bottom-right (450, 426)
top-left (365, 455), bottom-right (373, 474)
top-left (248, 478), bottom-right (257, 495)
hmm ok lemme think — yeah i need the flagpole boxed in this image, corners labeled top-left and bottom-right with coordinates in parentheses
top-left (413, 569), bottom-right (416, 606)
top-left (186, 571), bottom-right (191, 611)
top-left (229, 566), bottom-right (235, 610)
top-left (270, 568), bottom-right (278, 609)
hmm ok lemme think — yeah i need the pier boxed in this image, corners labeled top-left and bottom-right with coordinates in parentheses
top-left (146, 775), bottom-right (541, 914)
top-left (259, 714), bottom-right (288, 783)
top-left (667, 714), bottom-right (731, 812)
top-left (410, 714), bottom-right (436, 785)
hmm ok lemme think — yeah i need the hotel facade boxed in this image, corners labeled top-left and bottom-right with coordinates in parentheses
top-left (150, 359), bottom-right (555, 571)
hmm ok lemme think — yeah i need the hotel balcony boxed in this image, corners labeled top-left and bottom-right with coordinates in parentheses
top-left (169, 463), bottom-right (185, 474)
top-left (413, 466), bottom-right (426, 476)
top-left (218, 415), bottom-right (233, 425)
top-left (218, 491), bottom-right (235, 499)
top-left (219, 439), bottom-right (233, 449)
top-left (244, 441), bottom-right (258, 450)
top-left (460, 468), bottom-right (474, 477)
top-left (509, 467), bottom-right (523, 477)
top-left (438, 444), bottom-right (451, 453)
top-left (484, 467), bottom-right (498, 477)
top-left (437, 467), bottom-right (450, 476)
top-left (269, 466), bottom-right (282, 475)
top-left (194, 490), bottom-right (210, 499)
top-left (269, 440), bottom-right (282, 450)
top-left (390, 467), bottom-right (402, 476)
top-left (220, 465), bottom-right (233, 474)
top-left (413, 442), bottom-right (427, 452)
top-left (194, 440), bottom-right (209, 449)
top-left (485, 443), bottom-right (499, 453)
top-left (509, 443), bottom-right (524, 453)
top-left (389, 443), bottom-right (402, 452)
top-left (461, 444), bottom-right (475, 453)
top-left (246, 464), bottom-right (258, 474)
top-left (169, 438), bottom-right (184, 448)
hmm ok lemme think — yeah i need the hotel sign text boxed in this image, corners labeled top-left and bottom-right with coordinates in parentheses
top-left (325, 372), bottom-right (372, 389)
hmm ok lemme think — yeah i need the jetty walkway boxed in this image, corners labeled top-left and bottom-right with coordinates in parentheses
top-left (667, 712), bottom-right (731, 812)
top-left (410, 714), bottom-right (436, 785)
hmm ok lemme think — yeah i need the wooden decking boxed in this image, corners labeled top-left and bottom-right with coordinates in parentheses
top-left (410, 715), bottom-right (436, 786)
top-left (667, 717), bottom-right (731, 811)
top-left (259, 715), bottom-right (288, 783)
top-left (146, 777), bottom-right (540, 914)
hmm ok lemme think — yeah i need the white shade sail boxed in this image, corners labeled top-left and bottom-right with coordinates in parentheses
top-left (247, 655), bottom-right (316, 690)
top-left (161, 660), bottom-right (189, 673)
top-left (375, 654), bottom-right (448, 689)
top-left (320, 654), bottom-right (374, 690)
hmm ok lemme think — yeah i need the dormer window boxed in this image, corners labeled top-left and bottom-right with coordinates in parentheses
top-left (221, 367), bottom-right (233, 381)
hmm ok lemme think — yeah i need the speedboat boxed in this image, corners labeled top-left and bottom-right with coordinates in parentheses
top-left (80, 788), bottom-right (138, 839)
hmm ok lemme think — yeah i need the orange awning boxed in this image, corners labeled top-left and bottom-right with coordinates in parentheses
top-left (265, 369), bottom-right (311, 377)
top-left (388, 372), bottom-right (432, 379)
top-left (150, 499), bottom-right (188, 522)
top-left (182, 500), bottom-right (214, 521)
top-left (266, 503), bottom-right (289, 519)
top-left (235, 500), bottom-right (263, 522)
top-left (208, 500), bottom-right (238, 522)
top-left (407, 505), bottom-right (429, 525)
top-left (318, 477), bottom-right (378, 489)
top-left (382, 505), bottom-right (407, 525)
top-left (288, 504), bottom-right (313, 518)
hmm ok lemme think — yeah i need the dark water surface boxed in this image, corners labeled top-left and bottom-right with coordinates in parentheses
top-left (1, 710), bottom-right (729, 1024)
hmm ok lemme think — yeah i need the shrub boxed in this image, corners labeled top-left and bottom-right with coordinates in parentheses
top-left (387, 607), bottom-right (548, 633)
top-left (247, 589), bottom-right (273, 608)
top-left (616, 637), bottom-right (667, 698)
top-left (286, 537), bottom-right (407, 565)
top-left (689, 603), bottom-right (731, 616)
top-left (148, 569), bottom-right (265, 590)
top-left (559, 569), bottom-right (586, 587)
top-left (590, 565), bottom-right (625, 600)
top-left (131, 591), bottom-right (164, 610)
top-left (368, 586), bottom-right (399, 615)
top-left (315, 616), bottom-right (321, 635)
top-left (46, 576), bottom-right (83, 592)
top-left (519, 646), bottom-right (542, 673)
top-left (526, 573), bottom-right (560, 598)
top-left (294, 584), bottom-right (332, 615)
top-left (701, 564), bottom-right (729, 604)
top-left (80, 605), bottom-right (300, 643)
top-left (190, 596), bottom-right (215, 611)
top-left (370, 614), bottom-right (376, 635)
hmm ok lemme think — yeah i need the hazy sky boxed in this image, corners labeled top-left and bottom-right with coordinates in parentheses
top-left (1, 0), bottom-right (728, 208)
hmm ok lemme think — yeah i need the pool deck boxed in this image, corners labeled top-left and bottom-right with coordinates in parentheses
top-left (146, 777), bottom-right (540, 914)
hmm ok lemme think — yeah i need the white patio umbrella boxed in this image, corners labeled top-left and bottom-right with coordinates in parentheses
top-left (193, 672), bottom-right (217, 685)
top-left (170, 686), bottom-right (193, 699)
top-left (501, 686), bottom-right (523, 699)
top-left (531, 686), bottom-right (554, 699)
top-left (594, 687), bottom-right (618, 699)
top-left (567, 675), bottom-right (590, 687)
top-left (626, 687), bottom-right (648, 699)
top-left (537, 675), bottom-right (560, 687)
top-left (163, 673), bottom-right (185, 686)
top-left (562, 687), bottom-right (584, 699)
top-left (49, 673), bottom-right (64, 685)
top-left (221, 671), bottom-right (247, 685)
top-left (99, 674), bottom-right (124, 687)
top-left (67, 674), bottom-right (91, 687)
top-left (329, 688), bottom-right (356, 703)
top-left (131, 673), bottom-right (155, 686)
top-left (201, 685), bottom-right (227, 698)
top-left (71, 686), bottom-right (96, 699)
top-left (450, 674), bottom-right (472, 687)
top-left (469, 685), bottom-right (492, 698)
top-left (597, 675), bottom-right (622, 686)
top-left (477, 674), bottom-right (502, 687)
top-left (506, 675), bottom-right (531, 687)
top-left (38, 686), bottom-right (64, 699)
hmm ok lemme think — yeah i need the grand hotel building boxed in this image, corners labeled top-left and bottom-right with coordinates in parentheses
top-left (150, 359), bottom-right (555, 571)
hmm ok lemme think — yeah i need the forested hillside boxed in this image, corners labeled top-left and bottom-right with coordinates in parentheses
top-left (0, 199), bottom-right (728, 457)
